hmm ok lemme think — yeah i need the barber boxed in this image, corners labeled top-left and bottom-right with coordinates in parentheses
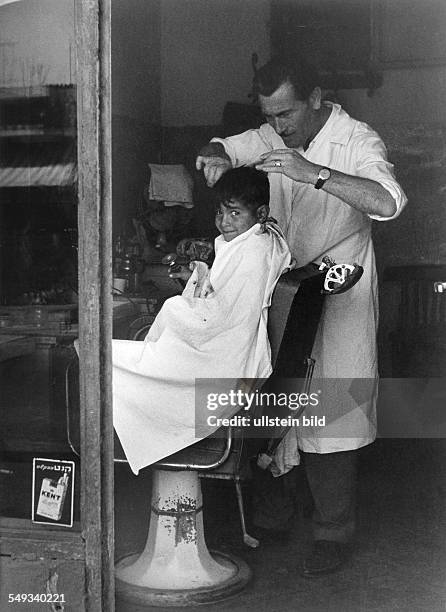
top-left (196, 56), bottom-right (407, 577)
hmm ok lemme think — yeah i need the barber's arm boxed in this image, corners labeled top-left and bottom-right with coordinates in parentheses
top-left (256, 149), bottom-right (399, 218)
top-left (321, 170), bottom-right (397, 217)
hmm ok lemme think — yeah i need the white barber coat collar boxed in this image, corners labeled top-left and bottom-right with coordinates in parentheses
top-left (308, 102), bottom-right (355, 149)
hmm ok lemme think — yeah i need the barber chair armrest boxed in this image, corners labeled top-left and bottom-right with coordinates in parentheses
top-left (154, 428), bottom-right (235, 471)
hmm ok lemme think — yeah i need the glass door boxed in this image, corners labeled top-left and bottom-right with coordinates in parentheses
top-left (0, 1), bottom-right (113, 610)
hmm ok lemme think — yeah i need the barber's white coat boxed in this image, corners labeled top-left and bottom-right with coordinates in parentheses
top-left (212, 103), bottom-right (407, 457)
top-left (112, 222), bottom-right (291, 474)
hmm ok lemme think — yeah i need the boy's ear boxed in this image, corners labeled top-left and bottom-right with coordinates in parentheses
top-left (256, 205), bottom-right (269, 223)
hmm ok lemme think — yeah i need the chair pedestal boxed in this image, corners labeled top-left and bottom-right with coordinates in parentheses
top-left (115, 468), bottom-right (251, 606)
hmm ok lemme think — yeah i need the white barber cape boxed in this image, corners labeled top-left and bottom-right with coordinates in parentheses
top-left (212, 103), bottom-right (408, 461)
top-left (112, 222), bottom-right (291, 474)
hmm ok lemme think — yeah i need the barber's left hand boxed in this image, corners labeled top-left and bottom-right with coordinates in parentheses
top-left (255, 149), bottom-right (317, 184)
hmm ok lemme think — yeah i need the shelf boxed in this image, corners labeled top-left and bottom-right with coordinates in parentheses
top-left (0, 86), bottom-right (50, 100)
top-left (0, 85), bottom-right (74, 100)
top-left (0, 127), bottom-right (76, 140)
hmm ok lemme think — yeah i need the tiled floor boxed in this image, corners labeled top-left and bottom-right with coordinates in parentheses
top-left (115, 439), bottom-right (446, 612)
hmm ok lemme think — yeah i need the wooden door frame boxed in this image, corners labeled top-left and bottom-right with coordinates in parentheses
top-left (76, 0), bottom-right (114, 609)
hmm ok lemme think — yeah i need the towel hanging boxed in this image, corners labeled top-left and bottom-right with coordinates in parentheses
top-left (148, 163), bottom-right (194, 209)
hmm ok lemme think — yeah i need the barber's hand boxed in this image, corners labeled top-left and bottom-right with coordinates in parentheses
top-left (196, 155), bottom-right (232, 187)
top-left (255, 149), bottom-right (317, 185)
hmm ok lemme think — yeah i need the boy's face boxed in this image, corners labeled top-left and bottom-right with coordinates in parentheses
top-left (215, 199), bottom-right (258, 242)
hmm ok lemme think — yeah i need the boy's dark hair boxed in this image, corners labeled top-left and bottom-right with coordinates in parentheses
top-left (213, 167), bottom-right (269, 211)
top-left (253, 55), bottom-right (319, 101)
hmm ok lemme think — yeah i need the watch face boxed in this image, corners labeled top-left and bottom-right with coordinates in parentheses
top-left (319, 168), bottom-right (331, 180)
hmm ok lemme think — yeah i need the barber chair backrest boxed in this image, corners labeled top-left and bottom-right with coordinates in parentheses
top-left (268, 264), bottom-right (325, 375)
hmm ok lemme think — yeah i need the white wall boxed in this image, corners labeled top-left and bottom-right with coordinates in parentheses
top-left (340, 66), bottom-right (446, 126)
top-left (158, 0), bottom-right (446, 128)
top-left (160, 0), bottom-right (270, 126)
top-left (112, 0), bottom-right (161, 121)
top-left (0, 0), bottom-right (75, 87)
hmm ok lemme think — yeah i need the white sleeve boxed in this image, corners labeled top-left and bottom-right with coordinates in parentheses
top-left (211, 127), bottom-right (272, 167)
top-left (354, 130), bottom-right (408, 221)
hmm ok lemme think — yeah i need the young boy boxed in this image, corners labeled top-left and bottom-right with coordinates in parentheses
top-left (214, 166), bottom-right (269, 241)
top-left (112, 167), bottom-right (291, 474)
top-left (169, 166), bottom-right (271, 285)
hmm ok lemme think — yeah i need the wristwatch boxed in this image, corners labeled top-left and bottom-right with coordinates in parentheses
top-left (315, 167), bottom-right (331, 190)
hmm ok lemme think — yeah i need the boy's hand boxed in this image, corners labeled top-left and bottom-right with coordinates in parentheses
top-left (196, 155), bottom-right (232, 187)
top-left (168, 264), bottom-right (193, 282)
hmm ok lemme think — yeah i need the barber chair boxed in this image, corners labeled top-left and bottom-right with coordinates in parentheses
top-left (66, 259), bottom-right (359, 607)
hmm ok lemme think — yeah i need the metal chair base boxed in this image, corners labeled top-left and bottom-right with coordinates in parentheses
top-left (115, 469), bottom-right (251, 607)
top-left (116, 550), bottom-right (250, 607)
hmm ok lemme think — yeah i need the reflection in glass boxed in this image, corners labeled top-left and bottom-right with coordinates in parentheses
top-left (0, 0), bottom-right (79, 525)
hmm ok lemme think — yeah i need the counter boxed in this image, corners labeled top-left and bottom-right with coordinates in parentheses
top-left (0, 335), bottom-right (36, 362)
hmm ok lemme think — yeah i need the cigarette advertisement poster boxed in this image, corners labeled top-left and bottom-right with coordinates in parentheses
top-left (32, 458), bottom-right (75, 528)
